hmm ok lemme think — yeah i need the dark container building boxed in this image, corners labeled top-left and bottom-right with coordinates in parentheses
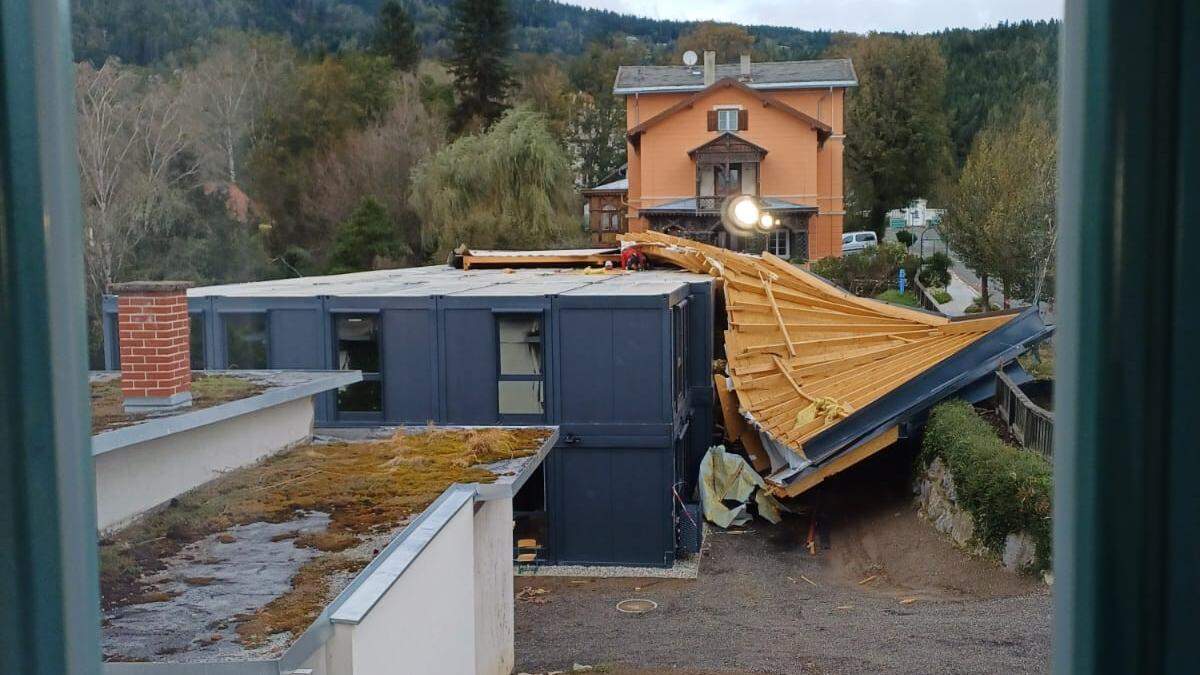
top-left (103, 265), bottom-right (714, 567)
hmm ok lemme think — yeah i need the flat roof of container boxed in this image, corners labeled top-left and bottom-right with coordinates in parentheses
top-left (187, 265), bottom-right (710, 299)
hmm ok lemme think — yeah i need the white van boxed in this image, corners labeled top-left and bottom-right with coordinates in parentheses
top-left (841, 231), bottom-right (878, 254)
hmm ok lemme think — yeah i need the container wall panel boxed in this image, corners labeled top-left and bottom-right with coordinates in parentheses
top-left (551, 446), bottom-right (673, 566)
top-left (383, 309), bottom-right (437, 423)
top-left (443, 309), bottom-right (499, 424)
top-left (269, 309), bottom-right (326, 369)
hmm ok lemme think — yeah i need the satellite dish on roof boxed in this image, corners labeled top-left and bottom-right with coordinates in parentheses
top-left (682, 50), bottom-right (698, 67)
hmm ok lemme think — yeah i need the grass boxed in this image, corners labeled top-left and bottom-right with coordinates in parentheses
top-left (98, 426), bottom-right (549, 649)
top-left (964, 298), bottom-right (1000, 314)
top-left (919, 400), bottom-right (1052, 572)
top-left (931, 288), bottom-right (953, 304)
top-left (874, 288), bottom-right (922, 307)
top-left (1018, 340), bottom-right (1055, 380)
top-left (90, 374), bottom-right (265, 433)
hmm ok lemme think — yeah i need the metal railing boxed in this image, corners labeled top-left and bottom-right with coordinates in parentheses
top-left (995, 370), bottom-right (1054, 457)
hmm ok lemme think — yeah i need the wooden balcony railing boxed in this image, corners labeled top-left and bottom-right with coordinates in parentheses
top-left (995, 369), bottom-right (1054, 458)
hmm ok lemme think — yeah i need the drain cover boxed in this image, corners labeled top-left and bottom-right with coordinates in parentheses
top-left (616, 598), bottom-right (658, 614)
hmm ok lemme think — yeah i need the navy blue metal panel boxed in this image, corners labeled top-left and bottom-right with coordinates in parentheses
top-left (558, 306), bottom-right (668, 428)
top-left (269, 309), bottom-right (324, 369)
top-left (551, 446), bottom-right (674, 566)
top-left (382, 308), bottom-right (437, 423)
top-left (613, 308), bottom-right (666, 422)
top-left (441, 308), bottom-right (499, 424)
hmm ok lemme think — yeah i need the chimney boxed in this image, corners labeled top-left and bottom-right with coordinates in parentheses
top-left (111, 280), bottom-right (194, 412)
top-left (703, 50), bottom-right (716, 87)
top-left (739, 53), bottom-right (752, 81)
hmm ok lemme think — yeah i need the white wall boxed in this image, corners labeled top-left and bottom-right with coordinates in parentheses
top-left (474, 498), bottom-right (515, 675)
top-left (94, 396), bottom-right (314, 530)
top-left (349, 500), bottom-right (477, 675)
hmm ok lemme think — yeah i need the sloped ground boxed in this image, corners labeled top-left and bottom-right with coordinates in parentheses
top-left (515, 446), bottom-right (1050, 674)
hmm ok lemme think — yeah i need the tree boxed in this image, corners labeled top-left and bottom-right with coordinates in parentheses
top-left (328, 197), bottom-right (411, 274)
top-left (244, 53), bottom-right (394, 256)
top-left (447, 0), bottom-right (513, 133)
top-left (838, 35), bottom-right (952, 237)
top-left (677, 22), bottom-right (755, 63)
top-left (374, 0), bottom-right (420, 72)
top-left (940, 104), bottom-right (1057, 306)
top-left (410, 106), bottom-right (580, 257)
top-left (302, 75), bottom-right (443, 264)
top-left (77, 59), bottom-right (197, 308)
top-left (180, 32), bottom-right (293, 184)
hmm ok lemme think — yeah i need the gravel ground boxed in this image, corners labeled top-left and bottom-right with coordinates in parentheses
top-left (515, 446), bottom-right (1051, 674)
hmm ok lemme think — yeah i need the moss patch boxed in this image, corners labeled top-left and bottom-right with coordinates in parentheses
top-left (98, 426), bottom-right (548, 647)
top-left (919, 400), bottom-right (1052, 571)
top-left (91, 374), bottom-right (265, 433)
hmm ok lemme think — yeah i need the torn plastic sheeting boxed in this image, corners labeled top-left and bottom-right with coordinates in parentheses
top-left (698, 445), bottom-right (787, 528)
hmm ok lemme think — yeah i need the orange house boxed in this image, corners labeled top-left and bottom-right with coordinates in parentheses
top-left (609, 53), bottom-right (856, 260)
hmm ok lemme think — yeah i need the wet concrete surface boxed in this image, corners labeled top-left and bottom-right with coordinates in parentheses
top-left (102, 513), bottom-right (330, 662)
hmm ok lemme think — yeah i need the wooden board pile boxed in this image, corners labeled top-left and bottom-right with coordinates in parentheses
top-left (620, 231), bottom-right (1016, 496)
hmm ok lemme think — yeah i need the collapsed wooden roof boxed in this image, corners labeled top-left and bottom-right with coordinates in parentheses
top-left (620, 232), bottom-right (1021, 494)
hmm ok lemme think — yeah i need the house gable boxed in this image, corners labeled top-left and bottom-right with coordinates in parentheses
top-left (627, 78), bottom-right (832, 150)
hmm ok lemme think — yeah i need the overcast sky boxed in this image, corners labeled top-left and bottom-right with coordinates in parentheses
top-left (564, 0), bottom-right (1062, 33)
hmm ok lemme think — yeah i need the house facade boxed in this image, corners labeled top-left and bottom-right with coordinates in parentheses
top-left (608, 53), bottom-right (856, 261)
top-left (581, 166), bottom-right (628, 245)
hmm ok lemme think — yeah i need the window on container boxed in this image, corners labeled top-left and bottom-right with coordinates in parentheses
top-left (189, 314), bottom-right (206, 370)
top-left (716, 108), bottom-right (739, 132)
top-left (497, 315), bottom-right (544, 416)
top-left (673, 301), bottom-right (688, 402)
top-left (335, 314), bottom-right (382, 413)
top-left (223, 313), bottom-right (268, 369)
top-left (766, 230), bottom-right (790, 259)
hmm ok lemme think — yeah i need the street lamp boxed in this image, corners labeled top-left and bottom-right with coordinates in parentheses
top-left (723, 194), bottom-right (774, 233)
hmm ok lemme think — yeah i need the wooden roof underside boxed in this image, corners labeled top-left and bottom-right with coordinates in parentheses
top-left (620, 231), bottom-right (1015, 461)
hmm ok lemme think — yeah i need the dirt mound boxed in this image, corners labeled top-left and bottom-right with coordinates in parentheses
top-left (792, 439), bottom-right (1042, 600)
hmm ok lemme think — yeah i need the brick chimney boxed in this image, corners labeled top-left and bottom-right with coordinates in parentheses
top-left (739, 53), bottom-right (752, 81)
top-left (111, 281), bottom-right (194, 412)
top-left (703, 50), bottom-right (716, 87)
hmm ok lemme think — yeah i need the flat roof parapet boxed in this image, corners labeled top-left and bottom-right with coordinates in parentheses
top-left (109, 280), bottom-right (194, 293)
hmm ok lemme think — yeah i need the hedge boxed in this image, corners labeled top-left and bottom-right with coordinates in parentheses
top-left (919, 400), bottom-right (1053, 571)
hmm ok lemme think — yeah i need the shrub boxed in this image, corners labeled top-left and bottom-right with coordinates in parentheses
top-left (919, 251), bottom-right (953, 287)
top-left (812, 242), bottom-right (920, 296)
top-left (931, 288), bottom-right (952, 304)
top-left (965, 298), bottom-right (999, 313)
top-left (895, 229), bottom-right (916, 248)
top-left (919, 400), bottom-right (1052, 571)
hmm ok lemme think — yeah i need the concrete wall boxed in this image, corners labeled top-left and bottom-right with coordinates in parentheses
top-left (308, 493), bottom-right (516, 675)
top-left (350, 501), bottom-right (477, 675)
top-left (94, 396), bottom-right (314, 530)
top-left (474, 498), bottom-right (515, 675)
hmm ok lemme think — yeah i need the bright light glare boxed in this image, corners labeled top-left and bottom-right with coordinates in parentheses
top-left (732, 198), bottom-right (760, 229)
top-left (758, 213), bottom-right (775, 231)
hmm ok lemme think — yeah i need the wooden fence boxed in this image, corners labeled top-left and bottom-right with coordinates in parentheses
top-left (995, 370), bottom-right (1055, 457)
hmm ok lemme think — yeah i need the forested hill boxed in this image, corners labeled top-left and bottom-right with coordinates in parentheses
top-left (71, 0), bottom-right (833, 65)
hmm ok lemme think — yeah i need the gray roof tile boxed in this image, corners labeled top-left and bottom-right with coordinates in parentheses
top-left (614, 59), bottom-right (857, 94)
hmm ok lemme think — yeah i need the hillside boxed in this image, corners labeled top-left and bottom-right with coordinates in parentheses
top-left (71, 0), bottom-right (833, 65)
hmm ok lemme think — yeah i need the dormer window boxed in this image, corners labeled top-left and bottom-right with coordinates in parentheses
top-left (708, 106), bottom-right (748, 132)
top-left (716, 108), bottom-right (739, 131)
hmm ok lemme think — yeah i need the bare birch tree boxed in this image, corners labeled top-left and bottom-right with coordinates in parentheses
top-left (76, 59), bottom-right (198, 307)
top-left (181, 33), bottom-right (293, 184)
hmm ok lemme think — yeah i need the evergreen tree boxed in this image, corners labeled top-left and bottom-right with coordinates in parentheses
top-left (839, 35), bottom-right (952, 237)
top-left (447, 0), bottom-right (514, 133)
top-left (374, 1), bottom-right (420, 72)
top-left (327, 197), bottom-right (411, 274)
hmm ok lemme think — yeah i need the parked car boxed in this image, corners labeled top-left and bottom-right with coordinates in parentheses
top-left (842, 230), bottom-right (878, 254)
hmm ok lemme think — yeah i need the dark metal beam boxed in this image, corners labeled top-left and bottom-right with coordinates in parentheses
top-left (0, 0), bottom-right (101, 673)
top-left (1056, 0), bottom-right (1198, 671)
